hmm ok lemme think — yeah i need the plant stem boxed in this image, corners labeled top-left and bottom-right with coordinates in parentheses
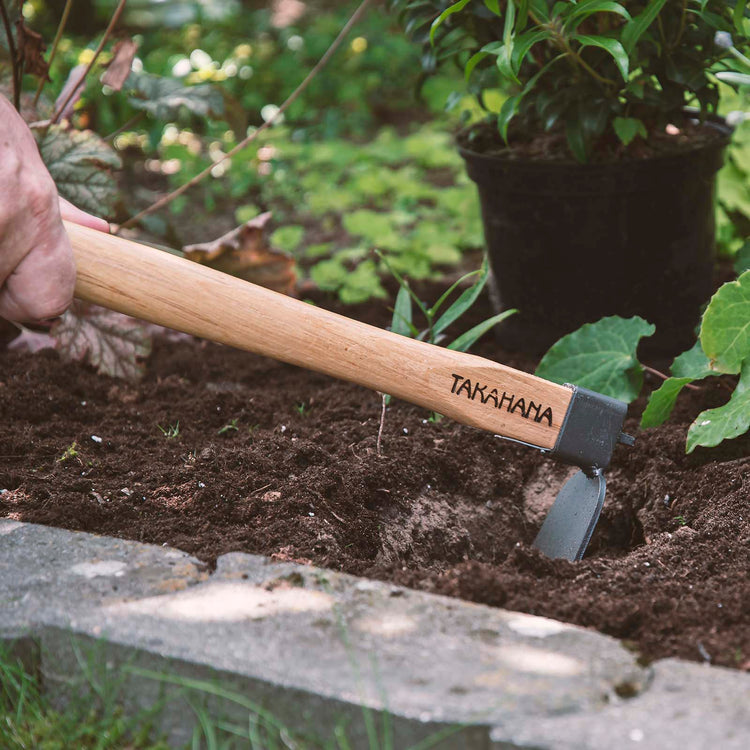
top-left (104, 110), bottom-right (145, 141)
top-left (119, 0), bottom-right (374, 231)
top-left (643, 365), bottom-right (702, 391)
top-left (671, 0), bottom-right (688, 50)
top-left (0, 0), bottom-right (19, 110)
top-left (49, 0), bottom-right (127, 125)
top-left (376, 392), bottom-right (387, 456)
top-left (33, 0), bottom-right (73, 107)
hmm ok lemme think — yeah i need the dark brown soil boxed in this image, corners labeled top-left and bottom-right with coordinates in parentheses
top-left (1, 293), bottom-right (748, 671)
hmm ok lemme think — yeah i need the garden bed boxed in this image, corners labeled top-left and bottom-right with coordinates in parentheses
top-left (1, 291), bottom-right (748, 671)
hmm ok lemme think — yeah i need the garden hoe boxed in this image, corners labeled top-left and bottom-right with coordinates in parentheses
top-left (64, 223), bottom-right (634, 562)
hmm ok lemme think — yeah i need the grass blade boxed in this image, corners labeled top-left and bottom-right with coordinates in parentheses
top-left (447, 309), bottom-right (517, 352)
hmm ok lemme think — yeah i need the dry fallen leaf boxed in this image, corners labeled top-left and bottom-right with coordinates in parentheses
top-left (101, 39), bottom-right (139, 91)
top-left (51, 301), bottom-right (152, 382)
top-left (182, 213), bottom-right (297, 295)
top-left (16, 22), bottom-right (50, 81)
top-left (53, 64), bottom-right (88, 122)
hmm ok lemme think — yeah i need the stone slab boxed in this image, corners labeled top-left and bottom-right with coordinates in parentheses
top-left (0, 518), bottom-right (204, 640)
top-left (491, 659), bottom-right (750, 749)
top-left (1, 520), bottom-right (748, 748)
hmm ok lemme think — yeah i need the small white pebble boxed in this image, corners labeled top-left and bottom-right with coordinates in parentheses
top-left (422, 419), bottom-right (428, 424)
top-left (718, 603), bottom-right (723, 608)
top-left (198, 481), bottom-right (206, 488)
top-left (403, 427), bottom-right (409, 434)
top-left (644, 562), bottom-right (650, 567)
top-left (280, 425), bottom-right (287, 433)
top-left (91, 435), bottom-right (102, 444)
top-left (308, 512), bottom-right (315, 517)
top-left (80, 401), bottom-right (86, 406)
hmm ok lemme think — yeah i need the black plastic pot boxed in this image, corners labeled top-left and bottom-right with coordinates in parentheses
top-left (459, 122), bottom-right (732, 354)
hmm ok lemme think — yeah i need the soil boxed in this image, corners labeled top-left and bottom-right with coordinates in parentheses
top-left (1, 290), bottom-right (748, 671)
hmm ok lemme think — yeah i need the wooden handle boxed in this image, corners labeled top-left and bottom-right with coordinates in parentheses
top-left (67, 222), bottom-right (573, 449)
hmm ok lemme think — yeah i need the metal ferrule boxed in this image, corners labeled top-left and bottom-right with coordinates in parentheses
top-left (548, 385), bottom-right (633, 472)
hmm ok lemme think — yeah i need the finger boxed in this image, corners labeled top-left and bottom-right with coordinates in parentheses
top-left (0, 230), bottom-right (76, 324)
top-left (58, 196), bottom-right (110, 233)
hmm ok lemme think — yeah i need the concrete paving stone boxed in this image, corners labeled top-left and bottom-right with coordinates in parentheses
top-left (490, 658), bottom-right (750, 750)
top-left (2, 522), bottom-right (748, 748)
top-left (0, 518), bottom-right (205, 641)
top-left (36, 548), bottom-right (645, 747)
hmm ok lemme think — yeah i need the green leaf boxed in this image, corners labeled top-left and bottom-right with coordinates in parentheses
top-left (390, 284), bottom-right (413, 337)
top-left (430, 0), bottom-right (472, 45)
top-left (484, 0), bottom-right (501, 14)
top-left (564, 0), bottom-right (630, 29)
top-left (309, 257), bottom-right (349, 292)
top-left (338, 260), bottom-right (387, 304)
top-left (734, 0), bottom-right (747, 33)
top-left (686, 363), bottom-right (750, 452)
top-left (535, 316), bottom-right (656, 402)
top-left (498, 94), bottom-right (521, 141)
top-left (613, 116), bottom-right (647, 146)
top-left (573, 34), bottom-right (629, 80)
top-left (125, 72), bottom-right (224, 120)
top-left (376, 250), bottom-right (430, 320)
top-left (500, 0), bottom-right (517, 83)
top-left (427, 269), bottom-right (482, 319)
top-left (700, 270), bottom-right (750, 374)
top-left (465, 50), bottom-right (490, 80)
top-left (714, 71), bottom-right (750, 86)
top-left (36, 126), bottom-right (122, 217)
top-left (448, 309), bottom-right (517, 352)
top-left (566, 118), bottom-right (588, 162)
top-left (621, 0), bottom-right (668, 54)
top-left (270, 226), bottom-right (304, 254)
top-left (671, 340), bottom-right (718, 380)
top-left (511, 29), bottom-right (552, 76)
top-left (735, 241), bottom-right (750, 274)
top-left (640, 377), bottom-right (694, 429)
top-left (433, 256), bottom-right (489, 335)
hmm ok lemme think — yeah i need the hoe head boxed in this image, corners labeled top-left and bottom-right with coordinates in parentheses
top-left (506, 385), bottom-right (634, 562)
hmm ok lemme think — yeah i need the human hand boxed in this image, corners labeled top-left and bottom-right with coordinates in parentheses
top-left (0, 96), bottom-right (108, 325)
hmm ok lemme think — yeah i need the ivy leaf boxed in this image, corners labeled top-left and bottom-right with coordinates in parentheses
top-left (125, 71), bottom-right (224, 120)
top-left (686, 363), bottom-right (750, 452)
top-left (671, 340), bottom-right (718, 380)
top-left (613, 116), bottom-right (647, 146)
top-left (535, 316), bottom-right (656, 402)
top-left (640, 377), bottom-right (694, 429)
top-left (700, 270), bottom-right (750, 374)
top-left (641, 341), bottom-right (723, 429)
top-left (734, 241), bottom-right (750, 275)
top-left (51, 302), bottom-right (152, 382)
top-left (35, 125), bottom-right (122, 217)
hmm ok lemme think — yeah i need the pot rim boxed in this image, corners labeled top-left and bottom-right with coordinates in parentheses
top-left (457, 111), bottom-right (733, 170)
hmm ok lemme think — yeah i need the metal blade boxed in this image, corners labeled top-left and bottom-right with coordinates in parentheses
top-left (532, 469), bottom-right (606, 562)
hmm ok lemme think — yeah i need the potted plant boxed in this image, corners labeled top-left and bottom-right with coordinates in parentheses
top-left (389, 0), bottom-right (749, 353)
